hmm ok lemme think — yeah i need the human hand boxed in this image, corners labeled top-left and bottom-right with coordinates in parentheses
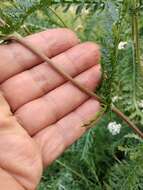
top-left (0, 28), bottom-right (101, 190)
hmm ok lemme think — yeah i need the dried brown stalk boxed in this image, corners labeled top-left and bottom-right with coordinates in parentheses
top-left (6, 32), bottom-right (143, 139)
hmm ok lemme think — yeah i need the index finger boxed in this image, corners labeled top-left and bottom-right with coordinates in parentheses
top-left (0, 28), bottom-right (79, 83)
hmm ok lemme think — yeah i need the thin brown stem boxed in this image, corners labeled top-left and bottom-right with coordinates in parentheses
top-left (112, 106), bottom-right (143, 138)
top-left (7, 32), bottom-right (143, 139)
top-left (9, 33), bottom-right (102, 103)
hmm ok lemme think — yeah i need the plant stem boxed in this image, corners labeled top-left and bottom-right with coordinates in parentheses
top-left (51, 0), bottom-right (99, 5)
top-left (131, 0), bottom-right (140, 66)
top-left (130, 0), bottom-right (143, 117)
top-left (112, 106), bottom-right (143, 138)
top-left (47, 7), bottom-right (68, 28)
top-left (9, 33), bottom-right (102, 102)
top-left (6, 32), bottom-right (143, 139)
top-left (56, 160), bottom-right (93, 186)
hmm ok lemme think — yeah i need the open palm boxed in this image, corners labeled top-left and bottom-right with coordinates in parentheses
top-left (0, 28), bottom-right (101, 190)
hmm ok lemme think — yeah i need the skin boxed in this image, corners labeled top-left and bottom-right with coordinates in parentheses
top-left (0, 28), bottom-right (101, 190)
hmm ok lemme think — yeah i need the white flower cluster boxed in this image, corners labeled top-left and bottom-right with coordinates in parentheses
top-left (112, 96), bottom-right (122, 103)
top-left (107, 121), bottom-right (122, 135)
top-left (138, 100), bottom-right (143, 109)
top-left (118, 41), bottom-right (128, 50)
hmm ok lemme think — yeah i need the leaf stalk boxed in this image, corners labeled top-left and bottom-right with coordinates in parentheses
top-left (5, 32), bottom-right (143, 139)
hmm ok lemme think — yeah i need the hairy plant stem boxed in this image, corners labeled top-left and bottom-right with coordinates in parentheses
top-left (131, 0), bottom-right (140, 66)
top-left (131, 0), bottom-right (143, 116)
top-left (5, 32), bottom-right (143, 139)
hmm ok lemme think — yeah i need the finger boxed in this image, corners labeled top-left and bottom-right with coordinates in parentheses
top-left (15, 64), bottom-right (101, 135)
top-left (0, 28), bottom-right (79, 83)
top-left (1, 42), bottom-right (100, 111)
top-left (34, 98), bottom-right (100, 166)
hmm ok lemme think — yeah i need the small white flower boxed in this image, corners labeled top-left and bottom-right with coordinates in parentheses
top-left (112, 96), bottom-right (122, 103)
top-left (112, 96), bottom-right (118, 103)
top-left (107, 121), bottom-right (122, 135)
top-left (118, 41), bottom-right (128, 50)
top-left (138, 100), bottom-right (143, 109)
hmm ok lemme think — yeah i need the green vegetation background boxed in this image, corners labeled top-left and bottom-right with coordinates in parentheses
top-left (0, 1), bottom-right (143, 189)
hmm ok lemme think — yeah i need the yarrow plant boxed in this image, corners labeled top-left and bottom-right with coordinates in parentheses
top-left (0, 0), bottom-right (143, 189)
top-left (107, 121), bottom-right (122, 135)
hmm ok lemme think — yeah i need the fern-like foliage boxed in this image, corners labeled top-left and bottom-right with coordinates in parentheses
top-left (0, 0), bottom-right (68, 36)
top-left (109, 1), bottom-right (143, 126)
top-left (81, 0), bottom-right (143, 125)
top-left (0, 1), bottom-right (143, 190)
top-left (106, 137), bottom-right (143, 190)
